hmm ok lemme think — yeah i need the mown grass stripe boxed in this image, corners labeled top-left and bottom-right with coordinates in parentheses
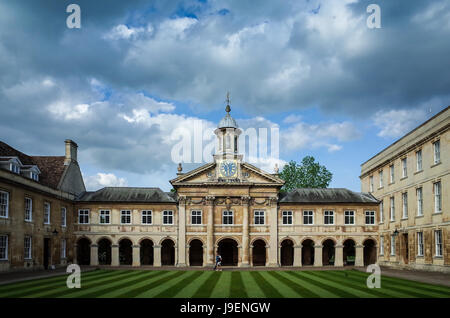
top-left (78, 270), bottom-right (165, 298)
top-left (249, 271), bottom-right (283, 298)
top-left (114, 271), bottom-right (184, 298)
top-left (350, 270), bottom-right (450, 296)
top-left (193, 271), bottom-right (221, 298)
top-left (289, 271), bottom-right (369, 298)
top-left (229, 272), bottom-right (248, 298)
top-left (308, 271), bottom-right (403, 298)
top-left (174, 271), bottom-right (214, 298)
top-left (6, 270), bottom-right (131, 298)
top-left (36, 270), bottom-right (137, 298)
top-left (0, 269), bottom-right (108, 295)
top-left (258, 272), bottom-right (298, 298)
top-left (133, 271), bottom-right (195, 298)
top-left (240, 272), bottom-right (265, 298)
top-left (267, 271), bottom-right (322, 298)
top-left (278, 271), bottom-right (337, 298)
top-left (154, 271), bottom-right (204, 298)
top-left (210, 271), bottom-right (232, 298)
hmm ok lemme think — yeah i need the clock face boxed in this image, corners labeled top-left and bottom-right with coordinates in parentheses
top-left (220, 161), bottom-right (237, 177)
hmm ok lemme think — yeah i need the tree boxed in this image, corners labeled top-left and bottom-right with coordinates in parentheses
top-left (279, 156), bottom-right (332, 192)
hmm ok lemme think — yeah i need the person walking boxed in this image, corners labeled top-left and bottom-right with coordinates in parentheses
top-left (214, 254), bottom-right (222, 271)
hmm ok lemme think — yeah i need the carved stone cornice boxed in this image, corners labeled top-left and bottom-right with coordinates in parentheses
top-left (205, 196), bottom-right (216, 206)
top-left (241, 195), bottom-right (251, 205)
top-left (178, 195), bottom-right (187, 205)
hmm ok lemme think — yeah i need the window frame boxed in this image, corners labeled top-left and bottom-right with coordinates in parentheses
top-left (0, 235), bottom-right (8, 260)
top-left (379, 236), bottom-right (384, 255)
top-left (142, 210), bottom-right (153, 225)
top-left (401, 157), bottom-right (407, 178)
top-left (379, 170), bottom-right (383, 188)
top-left (24, 236), bottom-right (32, 260)
top-left (390, 196), bottom-right (395, 221)
top-left (303, 210), bottom-right (314, 225)
top-left (344, 210), bottom-right (355, 225)
top-left (120, 210), bottom-right (132, 225)
top-left (369, 176), bottom-right (374, 192)
top-left (379, 201), bottom-right (384, 223)
top-left (417, 232), bottom-right (424, 257)
top-left (78, 209), bottom-right (90, 224)
top-left (190, 210), bottom-right (202, 225)
top-left (24, 197), bottom-right (33, 222)
top-left (435, 230), bottom-right (442, 257)
top-left (282, 210), bottom-right (293, 225)
top-left (0, 190), bottom-right (9, 218)
top-left (390, 235), bottom-right (396, 256)
top-left (99, 210), bottom-right (111, 224)
top-left (433, 140), bottom-right (440, 164)
top-left (61, 239), bottom-right (66, 259)
top-left (222, 210), bottom-right (234, 225)
top-left (416, 149), bottom-right (422, 171)
top-left (254, 210), bottom-right (265, 225)
top-left (402, 192), bottom-right (408, 219)
top-left (324, 210), bottom-right (335, 225)
top-left (416, 187), bottom-right (423, 217)
top-left (365, 210), bottom-right (375, 225)
top-left (389, 164), bottom-right (394, 183)
top-left (162, 210), bottom-right (174, 225)
top-left (44, 202), bottom-right (51, 225)
top-left (434, 181), bottom-right (442, 213)
top-left (61, 207), bottom-right (66, 227)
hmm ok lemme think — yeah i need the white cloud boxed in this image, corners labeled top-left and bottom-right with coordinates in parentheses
top-left (84, 172), bottom-right (128, 191)
top-left (283, 114), bottom-right (302, 124)
top-left (373, 108), bottom-right (427, 138)
top-left (103, 24), bottom-right (151, 40)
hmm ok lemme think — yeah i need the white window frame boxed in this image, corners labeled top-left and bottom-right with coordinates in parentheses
top-left (402, 192), bottom-right (408, 219)
top-left (417, 232), bottom-right (424, 257)
top-left (401, 158), bottom-right (407, 178)
top-left (365, 210), bottom-right (375, 225)
top-left (254, 210), bottom-right (265, 225)
top-left (303, 210), bottom-right (314, 225)
top-left (416, 188), bottom-right (423, 217)
top-left (324, 210), bottom-right (334, 225)
top-left (344, 210), bottom-right (355, 225)
top-left (379, 201), bottom-right (384, 223)
top-left (44, 202), bottom-right (51, 224)
top-left (10, 163), bottom-right (20, 174)
top-left (379, 170), bottom-right (383, 188)
top-left (369, 176), bottom-right (374, 192)
top-left (390, 235), bottom-right (396, 256)
top-left (390, 164), bottom-right (394, 183)
top-left (433, 140), bottom-right (440, 164)
top-left (78, 209), bottom-right (90, 224)
top-left (379, 236), bottom-right (384, 255)
top-left (0, 191), bottom-right (9, 218)
top-left (434, 181), bottom-right (442, 213)
top-left (25, 197), bottom-right (32, 222)
top-left (416, 150), bottom-right (422, 171)
top-left (191, 210), bottom-right (202, 225)
top-left (163, 210), bottom-right (174, 225)
top-left (282, 211), bottom-right (293, 225)
top-left (390, 196), bottom-right (395, 221)
top-left (142, 210), bottom-right (153, 225)
top-left (100, 210), bottom-right (111, 224)
top-left (24, 236), bottom-right (32, 260)
top-left (435, 230), bottom-right (442, 257)
top-left (222, 210), bottom-right (233, 225)
top-left (61, 239), bottom-right (66, 259)
top-left (61, 207), bottom-right (66, 227)
top-left (121, 210), bottom-right (132, 224)
top-left (0, 235), bottom-right (8, 260)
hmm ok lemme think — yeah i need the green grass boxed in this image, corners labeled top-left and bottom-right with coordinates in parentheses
top-left (1, 269), bottom-right (449, 298)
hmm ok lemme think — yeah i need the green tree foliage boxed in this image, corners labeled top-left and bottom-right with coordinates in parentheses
top-left (279, 156), bottom-right (332, 192)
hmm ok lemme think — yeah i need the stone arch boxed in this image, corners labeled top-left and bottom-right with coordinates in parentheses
top-left (76, 237), bottom-right (91, 265)
top-left (188, 237), bottom-right (206, 246)
top-left (322, 239), bottom-right (335, 266)
top-left (159, 236), bottom-right (176, 246)
top-left (343, 239), bottom-right (356, 266)
top-left (118, 237), bottom-right (133, 265)
top-left (280, 238), bottom-right (294, 266)
top-left (252, 239), bottom-right (267, 266)
top-left (301, 238), bottom-right (315, 266)
top-left (138, 237), bottom-right (155, 245)
top-left (320, 237), bottom-right (337, 246)
top-left (97, 237), bottom-right (112, 265)
top-left (189, 239), bottom-right (203, 266)
top-left (217, 237), bottom-right (238, 266)
top-left (363, 238), bottom-right (377, 266)
top-left (140, 238), bottom-right (154, 266)
top-left (161, 238), bottom-right (175, 266)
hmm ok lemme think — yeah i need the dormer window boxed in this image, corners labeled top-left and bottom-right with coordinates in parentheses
top-left (31, 172), bottom-right (39, 181)
top-left (10, 163), bottom-right (20, 174)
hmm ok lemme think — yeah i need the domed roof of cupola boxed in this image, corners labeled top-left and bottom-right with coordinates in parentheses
top-left (218, 104), bottom-right (239, 129)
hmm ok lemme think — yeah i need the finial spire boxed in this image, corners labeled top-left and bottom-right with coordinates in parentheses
top-left (225, 92), bottom-right (231, 113)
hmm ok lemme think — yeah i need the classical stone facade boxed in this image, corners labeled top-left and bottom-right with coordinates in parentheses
top-left (361, 106), bottom-right (449, 272)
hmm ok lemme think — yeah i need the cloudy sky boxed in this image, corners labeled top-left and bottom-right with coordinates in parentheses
top-left (0, 0), bottom-right (449, 192)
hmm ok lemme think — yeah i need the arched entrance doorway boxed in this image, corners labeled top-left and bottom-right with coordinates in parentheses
top-left (343, 239), bottom-right (355, 266)
top-left (217, 238), bottom-right (238, 266)
top-left (119, 238), bottom-right (132, 265)
top-left (98, 238), bottom-right (112, 265)
top-left (252, 239), bottom-right (266, 266)
top-left (140, 239), bottom-right (154, 265)
top-left (322, 239), bottom-right (335, 266)
top-left (76, 237), bottom-right (91, 265)
top-left (364, 239), bottom-right (377, 266)
top-left (302, 239), bottom-right (315, 265)
top-left (161, 239), bottom-right (175, 266)
top-left (280, 239), bottom-right (294, 266)
top-left (189, 239), bottom-right (203, 266)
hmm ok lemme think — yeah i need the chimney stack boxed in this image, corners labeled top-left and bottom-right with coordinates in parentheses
top-left (64, 139), bottom-right (78, 165)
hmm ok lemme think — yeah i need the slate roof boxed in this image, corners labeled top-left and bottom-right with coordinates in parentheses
top-left (0, 141), bottom-right (66, 189)
top-left (279, 188), bottom-right (379, 204)
top-left (77, 187), bottom-right (177, 203)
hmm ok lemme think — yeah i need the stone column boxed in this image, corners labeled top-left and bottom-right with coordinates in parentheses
top-left (132, 245), bottom-right (140, 267)
top-left (314, 245), bottom-right (323, 267)
top-left (293, 244), bottom-right (302, 267)
top-left (90, 244), bottom-right (98, 266)
top-left (186, 245), bottom-right (190, 267)
top-left (154, 245), bottom-right (161, 267)
top-left (355, 245), bottom-right (364, 267)
top-left (206, 196), bottom-right (215, 266)
top-left (334, 245), bottom-right (344, 267)
top-left (268, 197), bottom-right (279, 267)
top-left (111, 244), bottom-right (119, 266)
top-left (177, 196), bottom-right (187, 267)
top-left (241, 196), bottom-right (251, 267)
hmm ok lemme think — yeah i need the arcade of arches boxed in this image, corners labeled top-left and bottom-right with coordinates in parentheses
top-left (75, 236), bottom-right (378, 267)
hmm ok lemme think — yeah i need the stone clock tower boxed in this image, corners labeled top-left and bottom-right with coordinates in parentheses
top-left (213, 103), bottom-right (243, 180)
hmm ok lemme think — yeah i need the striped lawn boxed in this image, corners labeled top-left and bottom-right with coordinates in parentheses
top-left (1, 269), bottom-right (449, 298)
